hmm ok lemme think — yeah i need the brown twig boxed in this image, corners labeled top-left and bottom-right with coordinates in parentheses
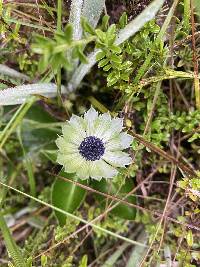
top-left (128, 130), bottom-right (197, 177)
top-left (0, 79), bottom-right (16, 87)
top-left (49, 172), bottom-right (200, 231)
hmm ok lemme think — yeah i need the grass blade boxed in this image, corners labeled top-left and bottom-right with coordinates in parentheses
top-left (0, 64), bottom-right (30, 81)
top-left (0, 181), bottom-right (147, 248)
top-left (69, 0), bottom-right (84, 41)
top-left (0, 98), bottom-right (35, 149)
top-left (0, 83), bottom-right (67, 105)
top-left (82, 0), bottom-right (105, 29)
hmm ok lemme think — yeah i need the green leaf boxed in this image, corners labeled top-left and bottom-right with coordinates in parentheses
top-left (51, 52), bottom-right (65, 72)
top-left (96, 51), bottom-right (106, 61)
top-left (78, 255), bottom-right (88, 267)
top-left (119, 12), bottom-right (127, 28)
top-left (110, 54), bottom-right (122, 64)
top-left (107, 77), bottom-right (118, 87)
top-left (64, 24), bottom-right (73, 43)
top-left (41, 255), bottom-right (48, 266)
top-left (107, 24), bottom-right (116, 36)
top-left (95, 29), bottom-right (106, 42)
top-left (110, 44), bottom-right (121, 54)
top-left (188, 132), bottom-right (200, 142)
top-left (101, 15), bottom-right (110, 30)
top-left (38, 52), bottom-right (50, 73)
top-left (91, 179), bottom-right (136, 220)
top-left (21, 104), bottom-right (58, 152)
top-left (52, 170), bottom-right (87, 226)
top-left (81, 17), bottom-right (96, 35)
top-left (98, 58), bottom-right (110, 68)
top-left (64, 56), bottom-right (74, 71)
top-left (76, 47), bottom-right (88, 64)
top-left (103, 64), bottom-right (112, 71)
top-left (186, 230), bottom-right (193, 247)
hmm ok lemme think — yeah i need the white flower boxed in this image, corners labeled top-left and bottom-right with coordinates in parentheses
top-left (56, 107), bottom-right (133, 180)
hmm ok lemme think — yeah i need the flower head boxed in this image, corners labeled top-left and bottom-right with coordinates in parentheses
top-left (56, 107), bottom-right (133, 180)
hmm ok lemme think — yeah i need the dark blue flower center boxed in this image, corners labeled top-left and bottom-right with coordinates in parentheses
top-left (78, 136), bottom-right (105, 161)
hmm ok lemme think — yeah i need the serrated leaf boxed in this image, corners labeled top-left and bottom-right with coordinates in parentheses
top-left (107, 71), bottom-right (120, 80)
top-left (52, 170), bottom-right (87, 226)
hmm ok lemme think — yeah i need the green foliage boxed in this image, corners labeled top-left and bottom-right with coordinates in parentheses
top-left (87, 204), bottom-right (129, 242)
top-left (82, 15), bottom-right (133, 86)
top-left (1, 1), bottom-right (200, 266)
top-left (170, 110), bottom-right (200, 133)
top-left (32, 24), bottom-right (94, 74)
top-left (92, 17), bottom-right (162, 88)
top-left (78, 255), bottom-right (88, 267)
top-left (178, 176), bottom-right (200, 202)
top-left (54, 217), bottom-right (80, 242)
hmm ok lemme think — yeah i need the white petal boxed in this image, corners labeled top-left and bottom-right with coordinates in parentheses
top-left (76, 161), bottom-right (90, 179)
top-left (120, 132), bottom-right (133, 148)
top-left (84, 106), bottom-right (98, 122)
top-left (93, 114), bottom-right (112, 141)
top-left (56, 136), bottom-right (78, 154)
top-left (110, 117), bottom-right (123, 132)
top-left (106, 132), bottom-right (133, 151)
top-left (102, 150), bottom-right (132, 167)
top-left (87, 161), bottom-right (103, 180)
top-left (89, 159), bottom-right (118, 179)
top-left (102, 117), bottom-right (123, 141)
top-left (62, 124), bottom-right (83, 145)
top-left (84, 106), bottom-right (99, 136)
top-left (94, 115), bottom-right (124, 142)
top-left (69, 114), bottom-right (87, 138)
top-left (57, 152), bottom-right (84, 173)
